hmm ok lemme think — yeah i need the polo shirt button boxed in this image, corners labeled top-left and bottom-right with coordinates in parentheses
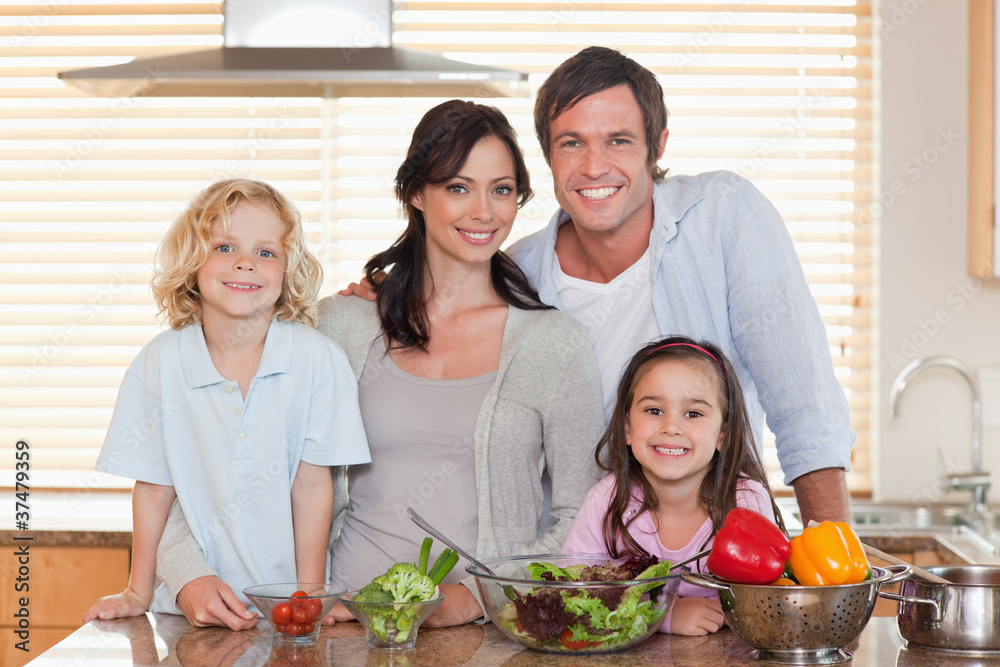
top-left (238, 433), bottom-right (246, 441)
top-left (233, 406), bottom-right (242, 415)
top-left (225, 385), bottom-right (233, 393)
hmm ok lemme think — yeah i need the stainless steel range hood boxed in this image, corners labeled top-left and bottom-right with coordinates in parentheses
top-left (58, 0), bottom-right (528, 98)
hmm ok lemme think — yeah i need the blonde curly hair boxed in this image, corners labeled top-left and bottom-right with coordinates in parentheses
top-left (152, 179), bottom-right (322, 329)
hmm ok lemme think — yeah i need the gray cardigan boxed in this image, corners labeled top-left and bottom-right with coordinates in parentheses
top-left (157, 296), bottom-right (605, 602)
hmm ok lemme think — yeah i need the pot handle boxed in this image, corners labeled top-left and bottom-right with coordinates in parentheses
top-left (878, 591), bottom-right (942, 621)
top-left (881, 563), bottom-right (912, 585)
top-left (681, 572), bottom-right (732, 592)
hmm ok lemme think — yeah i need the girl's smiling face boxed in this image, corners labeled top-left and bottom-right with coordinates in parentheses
top-left (625, 358), bottom-right (725, 490)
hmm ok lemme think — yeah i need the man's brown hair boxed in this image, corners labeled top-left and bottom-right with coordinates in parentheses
top-left (534, 46), bottom-right (669, 181)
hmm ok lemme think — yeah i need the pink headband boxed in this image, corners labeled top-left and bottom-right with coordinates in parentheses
top-left (646, 342), bottom-right (727, 378)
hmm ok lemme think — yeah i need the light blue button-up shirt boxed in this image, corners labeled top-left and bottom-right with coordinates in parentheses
top-left (509, 170), bottom-right (854, 484)
top-left (97, 319), bottom-right (371, 612)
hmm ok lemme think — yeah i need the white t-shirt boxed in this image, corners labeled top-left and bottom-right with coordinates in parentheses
top-left (96, 320), bottom-right (371, 613)
top-left (552, 248), bottom-right (661, 419)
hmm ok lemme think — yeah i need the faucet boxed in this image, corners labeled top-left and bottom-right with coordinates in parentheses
top-left (889, 356), bottom-right (988, 514)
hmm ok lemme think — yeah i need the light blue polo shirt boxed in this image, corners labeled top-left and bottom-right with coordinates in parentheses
top-left (96, 319), bottom-right (371, 612)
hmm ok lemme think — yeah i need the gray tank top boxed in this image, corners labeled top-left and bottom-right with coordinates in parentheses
top-left (330, 336), bottom-right (495, 589)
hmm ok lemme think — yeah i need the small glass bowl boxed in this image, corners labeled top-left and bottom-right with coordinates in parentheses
top-left (338, 591), bottom-right (444, 649)
top-left (243, 583), bottom-right (344, 645)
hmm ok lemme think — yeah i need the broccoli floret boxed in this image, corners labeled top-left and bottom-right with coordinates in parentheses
top-left (352, 540), bottom-right (459, 644)
top-left (354, 582), bottom-right (393, 604)
top-left (384, 563), bottom-right (436, 603)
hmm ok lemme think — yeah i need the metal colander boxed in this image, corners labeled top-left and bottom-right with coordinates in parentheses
top-left (683, 565), bottom-right (910, 665)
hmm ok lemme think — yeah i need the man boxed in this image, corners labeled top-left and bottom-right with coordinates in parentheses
top-left (158, 45), bottom-right (854, 631)
top-left (508, 46), bottom-right (853, 527)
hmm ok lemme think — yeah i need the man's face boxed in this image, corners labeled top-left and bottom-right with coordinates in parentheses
top-left (547, 85), bottom-right (667, 237)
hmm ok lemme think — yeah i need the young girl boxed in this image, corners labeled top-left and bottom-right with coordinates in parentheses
top-left (562, 336), bottom-right (787, 636)
top-left (83, 179), bottom-right (371, 622)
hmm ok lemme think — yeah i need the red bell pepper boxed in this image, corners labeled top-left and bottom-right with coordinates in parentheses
top-left (706, 508), bottom-right (791, 584)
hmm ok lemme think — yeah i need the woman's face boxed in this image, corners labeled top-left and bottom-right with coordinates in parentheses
top-left (410, 135), bottom-right (518, 269)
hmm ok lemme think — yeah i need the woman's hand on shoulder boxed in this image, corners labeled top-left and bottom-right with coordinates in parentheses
top-left (422, 583), bottom-right (483, 628)
top-left (668, 596), bottom-right (725, 636)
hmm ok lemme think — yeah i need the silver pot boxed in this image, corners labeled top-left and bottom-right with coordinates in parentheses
top-left (880, 565), bottom-right (1000, 654)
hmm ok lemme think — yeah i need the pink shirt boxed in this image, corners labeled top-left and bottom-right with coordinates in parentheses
top-left (561, 473), bottom-right (776, 633)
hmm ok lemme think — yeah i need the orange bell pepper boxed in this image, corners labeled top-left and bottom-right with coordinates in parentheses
top-left (788, 521), bottom-right (870, 586)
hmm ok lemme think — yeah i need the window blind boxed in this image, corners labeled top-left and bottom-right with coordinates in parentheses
top-left (1, 0), bottom-right (872, 496)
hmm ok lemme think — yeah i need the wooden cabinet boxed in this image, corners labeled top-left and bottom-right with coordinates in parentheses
top-left (0, 546), bottom-right (129, 667)
top-left (970, 0), bottom-right (998, 279)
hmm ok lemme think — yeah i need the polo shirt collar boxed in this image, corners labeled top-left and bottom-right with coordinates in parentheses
top-left (180, 320), bottom-right (293, 389)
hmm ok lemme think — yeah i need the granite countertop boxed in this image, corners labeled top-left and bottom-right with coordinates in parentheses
top-left (22, 614), bottom-right (982, 667)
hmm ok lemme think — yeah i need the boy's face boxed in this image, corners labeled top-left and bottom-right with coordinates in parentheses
top-left (196, 202), bottom-right (286, 328)
top-left (546, 85), bottom-right (667, 238)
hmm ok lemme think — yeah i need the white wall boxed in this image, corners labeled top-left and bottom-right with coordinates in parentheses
top-left (878, 0), bottom-right (1000, 503)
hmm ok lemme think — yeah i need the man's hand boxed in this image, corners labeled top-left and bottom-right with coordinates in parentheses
top-left (82, 588), bottom-right (148, 623)
top-left (792, 467), bottom-right (850, 525)
top-left (336, 273), bottom-right (383, 300)
top-left (175, 576), bottom-right (259, 631)
top-left (668, 596), bottom-right (725, 636)
top-left (423, 583), bottom-right (483, 628)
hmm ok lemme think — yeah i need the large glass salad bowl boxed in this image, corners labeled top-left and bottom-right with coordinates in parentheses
top-left (467, 553), bottom-right (681, 655)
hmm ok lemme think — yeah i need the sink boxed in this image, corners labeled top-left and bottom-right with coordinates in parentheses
top-left (776, 500), bottom-right (1000, 561)
top-left (848, 504), bottom-right (964, 529)
top-left (777, 500), bottom-right (967, 534)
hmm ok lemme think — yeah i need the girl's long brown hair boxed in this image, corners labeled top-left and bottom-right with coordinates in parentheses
top-left (597, 336), bottom-right (787, 558)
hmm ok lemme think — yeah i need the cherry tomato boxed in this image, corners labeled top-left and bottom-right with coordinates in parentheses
top-left (291, 590), bottom-right (308, 599)
top-left (559, 629), bottom-right (588, 651)
top-left (289, 598), bottom-right (303, 610)
top-left (515, 619), bottom-right (524, 634)
top-left (285, 623), bottom-right (306, 636)
top-left (292, 607), bottom-right (310, 624)
top-left (302, 622), bottom-right (316, 634)
top-left (274, 623), bottom-right (287, 634)
top-left (303, 598), bottom-right (323, 622)
top-left (271, 602), bottom-right (292, 625)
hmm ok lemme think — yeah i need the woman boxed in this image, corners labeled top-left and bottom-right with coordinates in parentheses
top-left (156, 100), bottom-right (605, 628)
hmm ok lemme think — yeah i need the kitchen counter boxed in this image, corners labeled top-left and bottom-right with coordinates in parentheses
top-left (21, 614), bottom-right (990, 666)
